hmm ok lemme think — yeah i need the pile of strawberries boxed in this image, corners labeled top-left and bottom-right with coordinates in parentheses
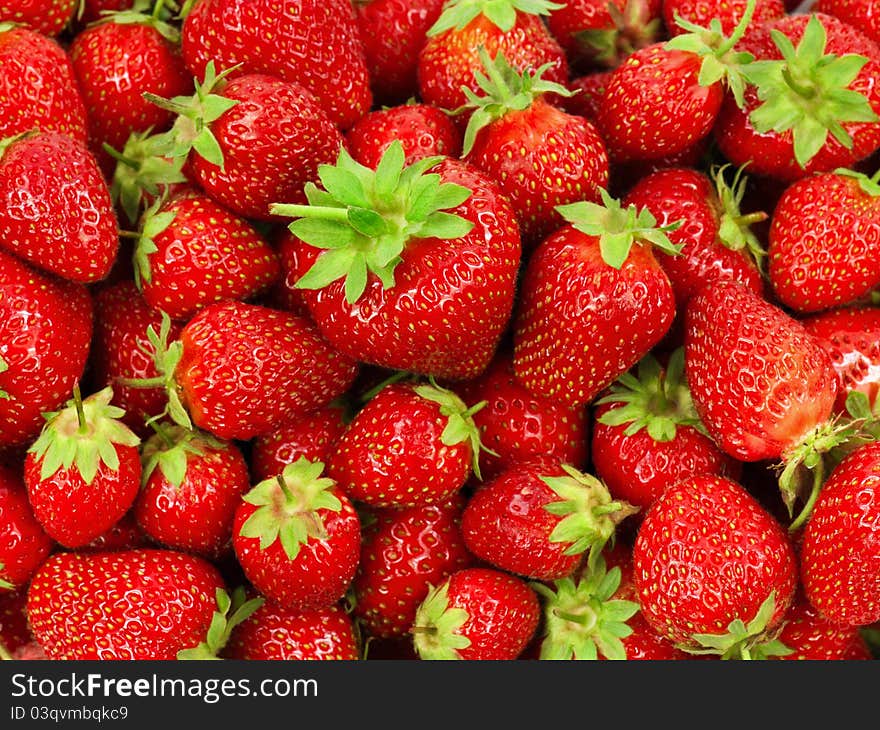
top-left (1, 0), bottom-right (879, 662)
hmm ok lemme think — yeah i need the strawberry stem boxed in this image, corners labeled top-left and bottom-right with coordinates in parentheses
top-left (271, 204), bottom-right (351, 223)
top-left (781, 67), bottom-right (815, 99)
top-left (788, 459), bottom-right (825, 532)
top-left (715, 0), bottom-right (757, 55)
top-left (72, 384), bottom-right (87, 435)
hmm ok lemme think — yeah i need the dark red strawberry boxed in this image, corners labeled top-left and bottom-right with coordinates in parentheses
top-left (0, 591), bottom-right (37, 659)
top-left (0, 0), bottom-right (77, 35)
top-left (815, 0), bottom-right (880, 44)
top-left (266, 228), bottom-right (314, 319)
top-left (26, 548), bottom-right (225, 659)
top-left (564, 71), bottom-right (613, 123)
top-left (79, 0), bottom-right (136, 24)
top-left (771, 598), bottom-right (866, 660)
top-left (0, 464), bottom-right (54, 592)
top-left (80, 509), bottom-right (149, 553)
top-left (663, 0), bottom-right (783, 38)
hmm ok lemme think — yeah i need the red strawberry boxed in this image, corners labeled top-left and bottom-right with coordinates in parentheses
top-left (24, 386), bottom-right (142, 548)
top-left (663, 0), bottom-right (784, 38)
top-left (232, 457), bottom-right (361, 610)
top-left (271, 144), bottom-right (521, 381)
top-left (180, 0), bottom-right (372, 129)
top-left (800, 440), bottom-right (880, 626)
top-left (0, 131), bottom-right (119, 283)
top-left (564, 71), bottom-right (613, 123)
top-left (0, 251), bottom-right (93, 449)
top-left (352, 497), bottom-right (473, 639)
top-left (267, 228), bottom-right (314, 319)
top-left (346, 103), bottom-right (462, 170)
top-left (772, 598), bottom-right (867, 660)
top-left (79, 0), bottom-right (135, 24)
top-left (512, 189), bottom-right (680, 408)
top-left (412, 566), bottom-right (540, 660)
top-left (815, 0), bottom-right (880, 44)
top-left (80, 509), bottom-right (149, 553)
top-left (26, 548), bottom-right (225, 660)
top-left (0, 591), bottom-right (37, 659)
top-left (767, 169), bottom-right (880, 313)
top-left (0, 464), bottom-right (54, 592)
top-left (633, 474), bottom-right (798, 656)
top-left (134, 424), bottom-right (251, 559)
top-left (225, 600), bottom-right (359, 660)
top-left (0, 0), bottom-right (77, 36)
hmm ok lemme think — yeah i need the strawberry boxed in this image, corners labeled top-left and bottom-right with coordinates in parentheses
top-left (132, 187), bottom-right (281, 321)
top-left (24, 386), bottom-right (142, 548)
top-left (459, 50), bottom-right (610, 248)
top-left (80, 509), bottom-right (149, 553)
top-left (592, 348), bottom-right (741, 510)
top-left (0, 25), bottom-right (88, 144)
top-left (771, 598), bottom-right (867, 660)
top-left (346, 103), bottom-right (463, 170)
top-left (412, 566), bottom-right (540, 660)
top-left (0, 591), bottom-right (37, 660)
top-left (715, 13), bottom-right (880, 181)
top-left (663, 0), bottom-right (783, 38)
top-left (815, 0), bottom-right (880, 44)
top-left (267, 228), bottom-right (314, 319)
top-left (26, 548), bottom-right (225, 660)
top-left (800, 440), bottom-right (880, 626)
top-left (418, 0), bottom-right (569, 112)
top-left (180, 0), bottom-right (372, 129)
top-left (134, 424), bottom-right (251, 559)
top-left (355, 0), bottom-right (445, 105)
top-left (352, 497), bottom-right (473, 639)
top-left (632, 474), bottom-right (798, 656)
top-left (0, 250), bottom-right (93, 449)
top-left (225, 600), bottom-right (360, 660)
top-left (270, 143), bottom-right (521, 381)
top-left (512, 189), bottom-right (681, 408)
top-left (232, 457), bottom-right (361, 610)
top-left (0, 464), bottom-right (54, 592)
top-left (564, 71), bottom-right (613, 123)
top-left (767, 169), bottom-right (880, 313)
top-left (79, 0), bottom-right (137, 24)
top-left (0, 0), bottom-right (77, 36)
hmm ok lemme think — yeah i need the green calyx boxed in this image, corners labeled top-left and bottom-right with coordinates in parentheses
top-left (741, 14), bottom-right (880, 169)
top-left (835, 166), bottom-right (880, 197)
top-left (711, 163), bottom-right (767, 272)
top-left (238, 457), bottom-right (343, 561)
top-left (596, 348), bottom-right (707, 442)
top-left (27, 385), bottom-right (141, 485)
top-left (412, 580), bottom-right (471, 660)
top-left (141, 422), bottom-right (226, 489)
top-left (132, 192), bottom-right (177, 290)
top-left (542, 464), bottom-right (639, 567)
top-left (145, 60), bottom-right (241, 170)
top-left (574, 0), bottom-right (661, 68)
top-left (556, 188), bottom-right (683, 269)
top-left (177, 587), bottom-right (264, 660)
top-left (664, 0), bottom-right (757, 108)
top-left (269, 141), bottom-right (475, 305)
top-left (0, 354), bottom-right (10, 401)
top-left (90, 2), bottom-right (181, 43)
top-left (0, 563), bottom-right (13, 591)
top-left (427, 0), bottom-right (565, 36)
top-left (680, 593), bottom-right (793, 660)
top-left (532, 555), bottom-right (639, 660)
top-left (458, 48), bottom-right (573, 156)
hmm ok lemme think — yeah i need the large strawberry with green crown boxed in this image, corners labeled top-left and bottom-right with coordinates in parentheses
top-left (0, 464), bottom-right (54, 592)
top-left (180, 0), bottom-right (372, 129)
top-left (270, 142), bottom-right (521, 381)
top-left (0, 0), bottom-right (77, 36)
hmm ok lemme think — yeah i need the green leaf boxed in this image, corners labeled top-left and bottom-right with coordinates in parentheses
top-left (417, 211), bottom-right (475, 240)
top-left (294, 248), bottom-right (359, 291)
top-left (374, 140), bottom-right (406, 199)
top-left (347, 207), bottom-right (388, 238)
top-left (191, 128), bottom-right (225, 168)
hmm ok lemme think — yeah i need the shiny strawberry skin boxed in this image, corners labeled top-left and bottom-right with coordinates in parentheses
top-left (773, 599), bottom-right (866, 660)
top-left (174, 301), bottom-right (358, 441)
top-left (564, 71), bottom-right (612, 123)
top-left (768, 172), bottom-right (880, 313)
top-left (0, 464), bottom-right (54, 591)
top-left (294, 158), bottom-right (521, 380)
top-left (0, 251), bottom-right (93, 449)
top-left (225, 601), bottom-right (359, 660)
top-left (352, 498), bottom-right (473, 638)
top-left (633, 474), bottom-right (798, 646)
top-left (0, 0), bottom-right (77, 36)
top-left (513, 227), bottom-right (676, 408)
top-left (0, 26), bottom-right (88, 143)
top-left (815, 0), bottom-right (880, 43)
top-left (27, 549), bottom-right (224, 660)
top-left (684, 281), bottom-right (838, 461)
top-left (181, 0), bottom-right (372, 129)
top-left (0, 132), bottom-right (118, 284)
top-left (663, 0), bottom-right (784, 37)
top-left (800, 440), bottom-right (880, 626)
top-left (80, 510), bottom-right (149, 553)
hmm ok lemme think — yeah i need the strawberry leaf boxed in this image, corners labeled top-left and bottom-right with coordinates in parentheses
top-left (133, 195), bottom-right (177, 289)
top-left (177, 587), bottom-right (264, 660)
top-left (427, 0), bottom-right (564, 36)
top-left (413, 581), bottom-right (471, 660)
top-left (0, 354), bottom-right (10, 401)
top-left (0, 563), bottom-right (13, 591)
top-left (835, 167), bottom-right (880, 197)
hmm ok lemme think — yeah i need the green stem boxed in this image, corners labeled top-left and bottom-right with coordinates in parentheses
top-left (788, 459), bottom-right (825, 532)
top-left (270, 204), bottom-right (350, 222)
top-left (782, 67), bottom-right (816, 99)
top-left (357, 370), bottom-right (413, 404)
top-left (553, 610), bottom-right (593, 626)
top-left (102, 143), bottom-right (142, 170)
top-left (735, 211), bottom-right (768, 226)
top-left (276, 475), bottom-right (293, 503)
top-left (152, 0), bottom-right (165, 19)
top-left (717, 0), bottom-right (757, 54)
top-left (116, 375), bottom-right (167, 389)
top-left (149, 419), bottom-right (176, 448)
top-left (73, 383), bottom-right (87, 434)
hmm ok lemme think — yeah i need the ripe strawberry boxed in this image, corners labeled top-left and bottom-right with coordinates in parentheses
top-left (233, 457), bottom-right (361, 610)
top-left (663, 0), bottom-right (783, 38)
top-left (0, 464), bottom-right (54, 592)
top-left (815, 0), bottom-right (880, 44)
top-left (0, 131), bottom-right (119, 284)
top-left (0, 0), bottom-right (77, 36)
top-left (225, 601), bottom-right (359, 660)
top-left (800, 440), bottom-right (880, 626)
top-left (418, 0), bottom-right (569, 112)
top-left (633, 474), bottom-right (798, 656)
top-left (133, 187), bottom-right (281, 321)
top-left (592, 348), bottom-right (741, 510)
top-left (412, 566), bottom-right (540, 660)
top-left (134, 424), bottom-right (251, 559)
top-left (346, 103), bottom-right (462, 170)
top-left (512, 189), bottom-right (680, 408)
top-left (459, 50), bottom-right (610, 248)
top-left (24, 386), bottom-right (142, 548)
top-left (180, 0), bottom-right (372, 129)
top-left (0, 591), bottom-right (37, 659)
top-left (716, 13), bottom-right (880, 181)
top-left (27, 548), bottom-right (225, 660)
top-left (767, 169), bottom-right (880, 313)
top-left (267, 228), bottom-right (314, 319)
top-left (564, 71), bottom-right (613, 123)
top-left (271, 143), bottom-right (521, 381)
top-left (0, 251), bottom-right (93, 449)
top-left (80, 509), bottom-right (149, 553)
top-left (352, 497), bottom-right (473, 639)
top-left (79, 0), bottom-right (136, 24)
top-left (0, 25), bottom-right (88, 143)
top-left (771, 598), bottom-right (866, 660)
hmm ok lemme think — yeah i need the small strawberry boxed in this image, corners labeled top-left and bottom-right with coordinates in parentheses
top-left (24, 386), bottom-right (142, 548)
top-left (662, 0), bottom-right (784, 38)
top-left (412, 566), bottom-right (541, 660)
top-left (0, 464), bottom-right (54, 592)
top-left (232, 457), bottom-right (361, 610)
top-left (0, 0), bottom-right (77, 36)
top-left (27, 548), bottom-right (225, 660)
